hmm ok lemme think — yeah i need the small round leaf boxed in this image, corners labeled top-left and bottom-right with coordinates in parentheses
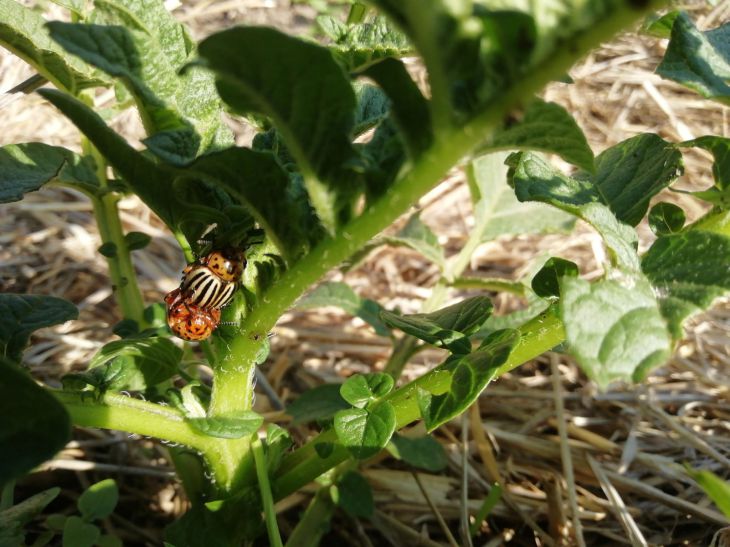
top-left (648, 202), bottom-right (685, 235)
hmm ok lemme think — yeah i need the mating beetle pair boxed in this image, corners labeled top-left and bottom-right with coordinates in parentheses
top-left (164, 248), bottom-right (246, 341)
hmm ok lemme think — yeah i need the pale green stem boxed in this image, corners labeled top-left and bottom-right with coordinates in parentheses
top-left (252, 436), bottom-right (283, 547)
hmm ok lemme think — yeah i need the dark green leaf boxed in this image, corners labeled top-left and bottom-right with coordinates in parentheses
top-left (334, 403), bottom-right (396, 460)
top-left (642, 230), bottom-right (730, 339)
top-left (352, 84), bottom-right (390, 135)
top-left (0, 0), bottom-right (106, 92)
top-left (314, 442), bottom-right (335, 459)
top-left (360, 117), bottom-right (406, 202)
top-left (187, 411), bottom-right (263, 439)
top-left (97, 535), bottom-right (123, 547)
top-left (648, 202), bottom-right (685, 235)
top-left (0, 143), bottom-right (98, 202)
top-left (686, 468), bottom-right (730, 518)
top-left (189, 147), bottom-right (316, 262)
top-left (656, 12), bottom-right (730, 103)
top-left (62, 516), bottom-right (100, 547)
top-left (384, 213), bottom-right (444, 269)
top-left (124, 231), bottom-right (151, 251)
top-left (286, 384), bottom-right (350, 425)
top-left (0, 361), bottom-right (71, 485)
top-left (197, 26), bottom-right (359, 231)
top-left (97, 242), bottom-right (117, 258)
top-left (489, 100), bottom-right (594, 173)
top-left (78, 479), bottom-right (118, 521)
top-left (417, 329), bottom-right (519, 431)
top-left (0, 488), bottom-right (59, 547)
top-left (332, 471), bottom-right (374, 518)
top-left (380, 296), bottom-right (493, 354)
top-left (0, 294), bottom-right (78, 362)
top-left (48, 11), bottom-right (230, 165)
top-left (560, 275), bottom-right (671, 388)
top-left (297, 282), bottom-right (390, 336)
top-left (85, 337), bottom-right (182, 391)
top-left (531, 257), bottom-right (579, 298)
top-left (388, 434), bottom-right (448, 471)
top-left (681, 136), bottom-right (730, 190)
top-left (508, 151), bottom-right (640, 270)
top-left (318, 14), bottom-right (411, 72)
top-left (340, 373), bottom-right (394, 408)
top-left (361, 58), bottom-right (432, 156)
top-left (594, 134), bottom-right (683, 226)
top-left (467, 152), bottom-right (575, 241)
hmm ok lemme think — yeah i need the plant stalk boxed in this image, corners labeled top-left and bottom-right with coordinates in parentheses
top-left (252, 436), bottom-right (283, 547)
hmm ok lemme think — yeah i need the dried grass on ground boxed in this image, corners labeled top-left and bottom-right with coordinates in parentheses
top-left (1, 1), bottom-right (729, 545)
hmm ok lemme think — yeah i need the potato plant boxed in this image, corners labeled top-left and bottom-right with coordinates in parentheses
top-left (0, 0), bottom-right (728, 545)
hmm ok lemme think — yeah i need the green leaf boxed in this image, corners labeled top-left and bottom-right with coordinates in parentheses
top-left (642, 230), bottom-right (730, 339)
top-left (286, 384), bottom-right (350, 425)
top-left (265, 424), bottom-right (293, 474)
top-left (488, 99), bottom-right (594, 173)
top-left (0, 488), bottom-right (59, 547)
top-left (593, 134), bottom-right (683, 226)
top-left (417, 329), bottom-right (518, 431)
top-left (648, 202), bottom-right (685, 236)
top-left (656, 12), bottom-right (730, 104)
top-left (368, 2), bottom-right (536, 118)
top-left (82, 337), bottom-right (182, 391)
top-left (0, 0), bottom-right (106, 92)
top-left (0, 294), bottom-right (78, 362)
top-left (468, 152), bottom-right (575, 242)
top-left (124, 231), bottom-right (151, 251)
top-left (560, 275), bottom-right (671, 388)
top-left (189, 147), bottom-right (316, 262)
top-left (334, 402), bottom-right (396, 460)
top-left (62, 516), bottom-right (100, 547)
top-left (97, 535), bottom-right (123, 547)
top-left (297, 282), bottom-right (390, 336)
top-left (78, 479), bottom-right (118, 521)
top-left (187, 411), bottom-right (263, 439)
top-left (388, 433), bottom-right (448, 471)
top-left (642, 11), bottom-right (680, 39)
top-left (340, 373), bottom-right (394, 409)
top-left (37, 89), bottom-right (217, 243)
top-left (686, 468), bottom-right (730, 518)
top-left (197, 26), bottom-right (359, 232)
top-left (332, 471), bottom-right (374, 518)
top-left (0, 143), bottom-right (99, 202)
top-left (47, 20), bottom-right (230, 165)
top-left (360, 117), bottom-right (406, 201)
top-left (384, 213), bottom-right (444, 269)
top-left (380, 296), bottom-right (493, 354)
top-left (508, 151), bottom-right (640, 270)
top-left (681, 136), bottom-right (730, 190)
top-left (361, 58), bottom-right (432, 156)
top-left (0, 361), bottom-right (71, 485)
top-left (318, 14), bottom-right (411, 72)
top-left (531, 257), bottom-right (579, 298)
top-left (352, 83), bottom-right (390, 136)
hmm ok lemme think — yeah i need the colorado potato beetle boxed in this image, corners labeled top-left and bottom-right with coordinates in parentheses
top-left (164, 288), bottom-right (221, 341)
top-left (179, 248), bottom-right (246, 310)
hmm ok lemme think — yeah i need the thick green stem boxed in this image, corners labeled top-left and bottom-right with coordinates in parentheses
top-left (55, 390), bottom-right (213, 452)
top-left (84, 140), bottom-right (146, 326)
top-left (272, 305), bottom-right (565, 499)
